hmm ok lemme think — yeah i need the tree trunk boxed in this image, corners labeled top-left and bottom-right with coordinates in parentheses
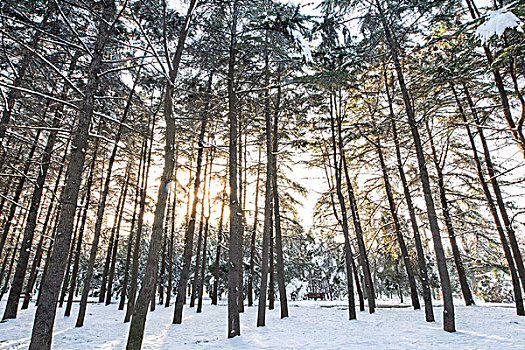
top-left (248, 147), bottom-right (262, 307)
top-left (211, 188), bottom-right (226, 306)
top-left (0, 130), bottom-right (41, 257)
top-left (376, 0), bottom-right (454, 331)
top-left (341, 151), bottom-right (375, 313)
top-left (464, 0), bottom-right (525, 158)
top-left (451, 83), bottom-right (524, 315)
top-left (106, 164), bottom-right (131, 305)
top-left (463, 85), bottom-right (525, 299)
top-left (190, 182), bottom-right (208, 307)
top-left (258, 43), bottom-right (274, 327)
top-left (425, 121), bottom-right (475, 306)
top-left (329, 95), bottom-right (357, 320)
top-left (158, 225), bottom-right (167, 306)
top-left (64, 134), bottom-right (101, 318)
top-left (269, 220), bottom-right (275, 311)
top-left (197, 147), bottom-right (215, 313)
top-left (3, 48), bottom-right (81, 317)
top-left (126, 1), bottom-right (197, 347)
top-left (226, 0), bottom-right (243, 338)
top-left (197, 218), bottom-right (210, 313)
top-left (173, 72), bottom-right (211, 324)
top-left (77, 67), bottom-right (139, 325)
top-left (119, 141), bottom-right (145, 311)
top-left (124, 112), bottom-right (157, 323)
top-left (385, 72), bottom-right (434, 322)
top-left (165, 143), bottom-right (179, 307)
top-left (271, 76), bottom-right (288, 318)
top-left (0, 216), bottom-right (25, 301)
top-left (2, 126), bottom-right (51, 317)
top-left (22, 136), bottom-right (71, 310)
top-left (28, 2), bottom-right (117, 347)
top-left (374, 137), bottom-right (420, 310)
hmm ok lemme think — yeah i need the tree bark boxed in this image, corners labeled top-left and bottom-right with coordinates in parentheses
top-left (248, 147), bottom-right (262, 307)
top-left (211, 188), bottom-right (226, 306)
top-left (106, 164), bottom-right (131, 305)
top-left (198, 147), bottom-right (215, 313)
top-left (126, 1), bottom-right (198, 347)
top-left (64, 130), bottom-right (101, 318)
top-left (452, 83), bottom-right (524, 315)
top-left (124, 111), bottom-right (157, 323)
top-left (385, 74), bottom-right (434, 322)
top-left (226, 0), bottom-right (243, 338)
top-left (374, 137), bottom-right (420, 310)
top-left (425, 121), bottom-right (475, 306)
top-left (329, 95), bottom-right (357, 320)
top-left (0, 130), bottom-right (41, 257)
top-left (165, 143), bottom-right (179, 307)
top-left (173, 72), bottom-right (211, 324)
top-left (376, 0), bottom-right (454, 331)
top-left (464, 0), bottom-right (525, 158)
top-left (119, 141), bottom-right (145, 311)
top-left (271, 76), bottom-right (288, 318)
top-left (258, 42), bottom-right (274, 326)
top-left (463, 85), bottom-right (525, 298)
top-left (22, 136), bottom-right (71, 310)
top-left (29, 1), bottom-right (117, 347)
top-left (341, 150), bottom-right (375, 313)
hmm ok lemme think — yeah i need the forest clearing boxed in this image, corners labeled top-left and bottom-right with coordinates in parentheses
top-left (0, 0), bottom-right (524, 349)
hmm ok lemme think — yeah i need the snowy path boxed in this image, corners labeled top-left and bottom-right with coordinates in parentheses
top-left (1, 299), bottom-right (524, 349)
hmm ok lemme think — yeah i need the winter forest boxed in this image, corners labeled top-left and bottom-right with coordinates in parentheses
top-left (0, 0), bottom-right (524, 348)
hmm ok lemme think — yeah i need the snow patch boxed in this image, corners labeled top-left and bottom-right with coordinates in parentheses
top-left (475, 7), bottom-right (522, 44)
top-left (292, 30), bottom-right (312, 63)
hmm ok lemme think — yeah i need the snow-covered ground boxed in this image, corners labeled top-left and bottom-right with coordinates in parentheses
top-left (1, 298), bottom-right (524, 349)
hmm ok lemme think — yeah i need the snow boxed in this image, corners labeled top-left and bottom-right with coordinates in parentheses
top-left (292, 30), bottom-right (313, 63)
top-left (475, 7), bottom-right (522, 44)
top-left (1, 299), bottom-right (524, 349)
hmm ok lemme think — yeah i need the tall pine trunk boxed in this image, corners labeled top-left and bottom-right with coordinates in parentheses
top-left (119, 141), bottom-right (144, 310)
top-left (385, 72), bottom-right (434, 320)
top-left (127, 1), bottom-right (198, 346)
top-left (29, 1), bottom-right (117, 347)
top-left (451, 83), bottom-right (524, 315)
top-left (374, 137), bottom-right (420, 310)
top-left (376, 0), bottom-right (454, 331)
top-left (425, 122), bottom-right (475, 306)
top-left (463, 85), bottom-right (525, 298)
top-left (248, 147), bottom-right (262, 307)
top-left (226, 0), bottom-right (243, 338)
top-left (271, 77), bottom-right (288, 318)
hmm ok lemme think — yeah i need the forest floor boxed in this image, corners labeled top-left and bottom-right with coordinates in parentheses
top-left (0, 298), bottom-right (524, 349)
